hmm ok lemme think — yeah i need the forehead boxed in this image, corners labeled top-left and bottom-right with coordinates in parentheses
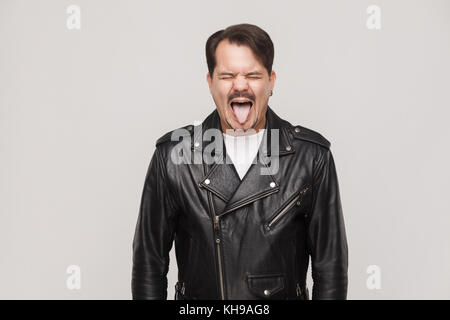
top-left (214, 40), bottom-right (264, 72)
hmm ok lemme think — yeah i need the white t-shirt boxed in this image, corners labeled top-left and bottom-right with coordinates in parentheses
top-left (223, 129), bottom-right (265, 180)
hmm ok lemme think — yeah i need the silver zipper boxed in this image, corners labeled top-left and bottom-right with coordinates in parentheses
top-left (214, 215), bottom-right (220, 231)
top-left (216, 237), bottom-right (225, 300)
top-left (219, 188), bottom-right (280, 217)
top-left (266, 186), bottom-right (309, 230)
top-left (208, 192), bottom-right (225, 300)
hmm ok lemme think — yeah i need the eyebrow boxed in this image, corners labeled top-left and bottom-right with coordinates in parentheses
top-left (217, 71), bottom-right (264, 76)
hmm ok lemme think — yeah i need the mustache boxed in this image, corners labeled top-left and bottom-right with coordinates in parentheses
top-left (228, 92), bottom-right (255, 104)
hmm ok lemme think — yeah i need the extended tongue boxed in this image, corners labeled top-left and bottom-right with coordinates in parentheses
top-left (232, 103), bottom-right (251, 124)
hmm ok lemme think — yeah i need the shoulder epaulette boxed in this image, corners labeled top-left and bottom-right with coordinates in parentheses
top-left (291, 125), bottom-right (331, 149)
top-left (155, 124), bottom-right (194, 147)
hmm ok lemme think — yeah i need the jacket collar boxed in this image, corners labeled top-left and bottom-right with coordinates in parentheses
top-left (195, 106), bottom-right (295, 215)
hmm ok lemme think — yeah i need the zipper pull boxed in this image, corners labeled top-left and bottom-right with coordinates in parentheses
top-left (181, 282), bottom-right (185, 295)
top-left (296, 186), bottom-right (310, 206)
top-left (214, 215), bottom-right (220, 230)
top-left (296, 283), bottom-right (302, 297)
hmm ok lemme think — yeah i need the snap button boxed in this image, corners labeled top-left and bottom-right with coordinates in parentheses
top-left (194, 142), bottom-right (200, 147)
top-left (295, 127), bottom-right (301, 133)
top-left (264, 289), bottom-right (271, 296)
top-left (285, 145), bottom-right (292, 151)
top-left (204, 179), bottom-right (211, 185)
top-left (269, 182), bottom-right (276, 188)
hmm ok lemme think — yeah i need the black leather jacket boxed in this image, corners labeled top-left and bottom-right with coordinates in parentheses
top-left (132, 106), bottom-right (348, 300)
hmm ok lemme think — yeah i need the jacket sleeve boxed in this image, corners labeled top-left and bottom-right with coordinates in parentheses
top-left (131, 146), bottom-right (179, 300)
top-left (307, 148), bottom-right (348, 300)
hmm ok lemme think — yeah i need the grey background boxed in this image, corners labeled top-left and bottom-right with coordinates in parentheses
top-left (1, 0), bottom-right (449, 299)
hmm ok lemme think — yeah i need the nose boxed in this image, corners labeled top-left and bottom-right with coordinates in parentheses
top-left (232, 75), bottom-right (249, 92)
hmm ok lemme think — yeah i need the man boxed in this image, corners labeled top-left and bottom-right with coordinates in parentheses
top-left (132, 23), bottom-right (348, 300)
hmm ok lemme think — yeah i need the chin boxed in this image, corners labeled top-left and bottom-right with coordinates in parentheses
top-left (233, 121), bottom-right (254, 131)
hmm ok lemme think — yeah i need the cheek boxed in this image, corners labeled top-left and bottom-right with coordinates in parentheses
top-left (213, 83), bottom-right (232, 99)
top-left (251, 83), bottom-right (269, 100)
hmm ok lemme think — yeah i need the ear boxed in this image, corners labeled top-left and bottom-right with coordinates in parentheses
top-left (206, 72), bottom-right (213, 93)
top-left (269, 70), bottom-right (276, 91)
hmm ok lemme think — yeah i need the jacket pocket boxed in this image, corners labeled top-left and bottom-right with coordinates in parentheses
top-left (264, 185), bottom-right (310, 230)
top-left (246, 273), bottom-right (286, 299)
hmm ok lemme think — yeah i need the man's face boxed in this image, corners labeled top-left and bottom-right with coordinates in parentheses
top-left (207, 39), bottom-right (276, 133)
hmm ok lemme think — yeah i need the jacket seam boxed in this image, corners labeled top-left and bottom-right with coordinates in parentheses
top-left (156, 146), bottom-right (181, 214)
top-left (308, 146), bottom-right (329, 256)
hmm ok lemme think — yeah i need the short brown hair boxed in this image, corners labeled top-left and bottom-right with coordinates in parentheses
top-left (205, 23), bottom-right (274, 77)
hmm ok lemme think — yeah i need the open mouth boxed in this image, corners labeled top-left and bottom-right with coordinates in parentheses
top-left (229, 99), bottom-right (253, 124)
